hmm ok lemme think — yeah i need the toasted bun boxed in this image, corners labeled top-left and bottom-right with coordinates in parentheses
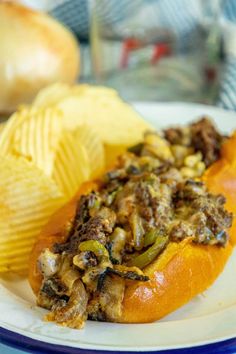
top-left (0, 1), bottom-right (80, 114)
top-left (121, 240), bottom-right (232, 322)
top-left (29, 135), bottom-right (236, 323)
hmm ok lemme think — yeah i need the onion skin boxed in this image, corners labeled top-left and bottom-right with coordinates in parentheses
top-left (29, 135), bottom-right (236, 323)
top-left (0, 2), bottom-right (80, 114)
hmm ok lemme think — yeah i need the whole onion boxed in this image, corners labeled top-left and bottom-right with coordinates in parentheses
top-left (0, 1), bottom-right (80, 114)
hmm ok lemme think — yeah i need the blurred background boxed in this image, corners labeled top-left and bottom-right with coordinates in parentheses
top-left (15, 0), bottom-right (236, 109)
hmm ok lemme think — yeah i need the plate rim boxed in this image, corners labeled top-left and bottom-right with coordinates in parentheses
top-left (132, 100), bottom-right (236, 113)
top-left (0, 327), bottom-right (236, 354)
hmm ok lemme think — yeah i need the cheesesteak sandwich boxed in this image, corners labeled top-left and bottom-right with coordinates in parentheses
top-left (29, 118), bottom-right (236, 328)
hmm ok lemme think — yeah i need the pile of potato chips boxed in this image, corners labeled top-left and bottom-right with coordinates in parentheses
top-left (0, 83), bottom-right (151, 274)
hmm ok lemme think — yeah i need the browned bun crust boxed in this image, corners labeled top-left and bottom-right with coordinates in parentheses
top-left (121, 240), bottom-right (232, 322)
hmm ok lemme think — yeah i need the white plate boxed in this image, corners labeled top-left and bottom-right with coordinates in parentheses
top-left (0, 102), bottom-right (236, 353)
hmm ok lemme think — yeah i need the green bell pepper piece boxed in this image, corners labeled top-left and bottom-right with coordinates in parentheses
top-left (129, 236), bottom-right (168, 269)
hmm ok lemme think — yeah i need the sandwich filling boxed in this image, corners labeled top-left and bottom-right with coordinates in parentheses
top-left (36, 118), bottom-right (232, 328)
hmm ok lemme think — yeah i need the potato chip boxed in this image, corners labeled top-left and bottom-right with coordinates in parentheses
top-left (0, 122), bottom-right (5, 137)
top-left (33, 83), bottom-right (72, 108)
top-left (12, 107), bottom-right (63, 176)
top-left (0, 107), bottom-right (31, 154)
top-left (52, 129), bottom-right (90, 201)
top-left (36, 84), bottom-right (151, 146)
top-left (74, 124), bottom-right (105, 178)
top-left (72, 84), bottom-right (118, 99)
top-left (0, 154), bottom-right (65, 273)
top-left (0, 106), bottom-right (92, 202)
top-left (33, 84), bottom-right (151, 144)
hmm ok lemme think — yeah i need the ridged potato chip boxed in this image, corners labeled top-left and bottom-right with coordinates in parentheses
top-left (0, 106), bottom-right (92, 202)
top-left (0, 107), bottom-right (31, 154)
top-left (34, 84), bottom-right (151, 146)
top-left (74, 124), bottom-right (105, 178)
top-left (33, 83), bottom-right (72, 108)
top-left (33, 83), bottom-right (112, 109)
top-left (72, 84), bottom-right (117, 97)
top-left (0, 155), bottom-right (65, 273)
top-left (52, 129), bottom-right (90, 200)
top-left (0, 122), bottom-right (5, 137)
top-left (0, 107), bottom-right (63, 176)
top-left (12, 107), bottom-right (63, 176)
top-left (32, 84), bottom-right (151, 167)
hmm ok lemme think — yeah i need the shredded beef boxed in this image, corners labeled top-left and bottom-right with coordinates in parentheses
top-left (79, 208), bottom-right (116, 245)
top-left (54, 201), bottom-right (116, 254)
top-left (171, 180), bottom-right (233, 244)
top-left (41, 277), bottom-right (68, 298)
top-left (190, 118), bottom-right (223, 167)
top-left (164, 127), bottom-right (186, 145)
top-left (165, 117), bottom-right (224, 167)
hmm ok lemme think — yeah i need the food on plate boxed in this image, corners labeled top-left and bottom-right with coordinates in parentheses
top-left (32, 83), bottom-right (152, 165)
top-left (73, 124), bottom-right (105, 179)
top-left (0, 106), bottom-right (63, 175)
top-left (29, 117), bottom-right (235, 328)
top-left (0, 155), bottom-right (65, 273)
top-left (0, 84), bottom-right (150, 272)
top-left (0, 107), bottom-right (105, 201)
top-left (51, 128), bottom-right (90, 199)
top-left (0, 2), bottom-right (79, 115)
